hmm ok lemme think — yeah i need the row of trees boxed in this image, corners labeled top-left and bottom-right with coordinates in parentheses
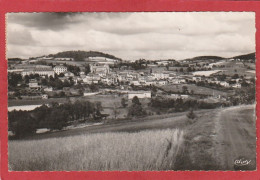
top-left (149, 97), bottom-right (224, 112)
top-left (8, 100), bottom-right (104, 138)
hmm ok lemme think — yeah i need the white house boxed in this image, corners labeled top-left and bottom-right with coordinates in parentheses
top-left (128, 91), bottom-right (151, 99)
top-left (232, 83), bottom-right (242, 88)
top-left (43, 87), bottom-right (53, 92)
top-left (53, 65), bottom-right (68, 75)
top-left (219, 81), bottom-right (230, 87)
top-left (21, 65), bottom-right (54, 77)
top-left (54, 57), bottom-right (73, 61)
top-left (157, 80), bottom-right (167, 86)
top-left (64, 72), bottom-right (75, 77)
top-left (171, 94), bottom-right (189, 99)
top-left (29, 79), bottom-right (41, 89)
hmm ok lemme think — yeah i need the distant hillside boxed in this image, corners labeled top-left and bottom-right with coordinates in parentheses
top-left (232, 52), bottom-right (255, 61)
top-left (180, 56), bottom-right (224, 62)
top-left (181, 53), bottom-right (256, 62)
top-left (48, 50), bottom-right (122, 61)
top-left (8, 58), bottom-right (23, 61)
top-left (192, 56), bottom-right (224, 60)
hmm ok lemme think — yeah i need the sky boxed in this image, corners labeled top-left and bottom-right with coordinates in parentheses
top-left (7, 12), bottom-right (255, 60)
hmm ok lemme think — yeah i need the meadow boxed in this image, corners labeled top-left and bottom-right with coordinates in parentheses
top-left (9, 129), bottom-right (184, 171)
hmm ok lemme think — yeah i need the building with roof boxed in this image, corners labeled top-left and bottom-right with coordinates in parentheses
top-left (21, 65), bottom-right (54, 77)
top-left (90, 64), bottom-right (110, 74)
top-left (53, 65), bottom-right (68, 75)
top-left (128, 91), bottom-right (151, 99)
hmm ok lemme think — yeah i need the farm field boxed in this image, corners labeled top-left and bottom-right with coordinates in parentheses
top-left (8, 105), bottom-right (256, 171)
top-left (9, 129), bottom-right (184, 171)
top-left (192, 70), bottom-right (221, 76)
top-left (162, 84), bottom-right (229, 96)
top-left (9, 95), bottom-right (124, 107)
top-left (214, 61), bottom-right (255, 77)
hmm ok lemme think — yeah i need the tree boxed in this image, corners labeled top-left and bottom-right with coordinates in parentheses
top-left (232, 74), bottom-right (239, 79)
top-left (8, 73), bottom-right (22, 87)
top-left (112, 103), bottom-right (120, 119)
top-left (121, 98), bottom-right (127, 108)
top-left (132, 96), bottom-right (141, 105)
top-left (90, 83), bottom-right (99, 92)
top-left (47, 109), bottom-right (69, 130)
top-left (186, 109), bottom-right (196, 124)
top-left (85, 64), bottom-right (91, 75)
top-left (128, 96), bottom-right (146, 117)
top-left (63, 79), bottom-right (71, 87)
top-left (8, 111), bottom-right (37, 138)
top-left (182, 86), bottom-right (188, 94)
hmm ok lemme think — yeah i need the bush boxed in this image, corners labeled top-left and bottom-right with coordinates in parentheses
top-left (186, 110), bottom-right (197, 124)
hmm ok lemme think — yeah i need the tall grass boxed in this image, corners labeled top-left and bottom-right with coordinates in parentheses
top-left (9, 129), bottom-right (184, 171)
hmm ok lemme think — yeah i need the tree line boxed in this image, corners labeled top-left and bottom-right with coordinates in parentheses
top-left (149, 97), bottom-right (225, 113)
top-left (8, 100), bottom-right (104, 138)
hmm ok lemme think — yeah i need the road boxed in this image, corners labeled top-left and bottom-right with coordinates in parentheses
top-left (214, 105), bottom-right (256, 170)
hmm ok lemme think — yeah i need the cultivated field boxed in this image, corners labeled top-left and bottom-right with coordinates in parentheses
top-left (162, 84), bottom-right (229, 96)
top-left (9, 129), bottom-right (184, 171)
top-left (8, 105), bottom-right (256, 171)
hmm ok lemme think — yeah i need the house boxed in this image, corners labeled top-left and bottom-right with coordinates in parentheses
top-left (146, 80), bottom-right (157, 86)
top-left (21, 65), bottom-right (54, 77)
top-left (219, 81), bottom-right (230, 87)
top-left (157, 80), bottom-right (167, 86)
top-left (83, 74), bottom-right (101, 84)
top-left (64, 72), bottom-right (75, 77)
top-left (170, 78), bottom-right (186, 84)
top-left (43, 87), bottom-right (53, 92)
top-left (171, 94), bottom-right (189, 99)
top-left (192, 76), bottom-right (202, 82)
top-left (54, 57), bottom-right (73, 61)
top-left (152, 72), bottom-right (169, 80)
top-left (131, 78), bottom-right (141, 86)
top-left (232, 83), bottom-right (242, 88)
top-left (79, 71), bottom-right (85, 75)
top-left (29, 79), bottom-right (41, 90)
top-left (90, 64), bottom-right (110, 74)
top-left (42, 94), bottom-right (48, 99)
top-left (53, 65), bottom-right (68, 75)
top-left (128, 91), bottom-right (151, 99)
top-left (83, 92), bottom-right (99, 96)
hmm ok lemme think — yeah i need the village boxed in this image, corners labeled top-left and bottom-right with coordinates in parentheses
top-left (8, 53), bottom-right (255, 106)
top-left (6, 12), bottom-right (257, 172)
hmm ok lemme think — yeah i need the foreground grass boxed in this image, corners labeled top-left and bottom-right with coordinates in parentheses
top-left (9, 129), bottom-right (184, 171)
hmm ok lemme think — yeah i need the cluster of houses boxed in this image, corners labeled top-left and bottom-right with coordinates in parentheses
top-left (191, 75), bottom-right (246, 88)
top-left (82, 64), bottom-right (188, 86)
top-left (8, 55), bottom-right (255, 102)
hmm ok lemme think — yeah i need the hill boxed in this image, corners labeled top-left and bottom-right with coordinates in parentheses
top-left (190, 56), bottom-right (224, 61)
top-left (181, 52), bottom-right (256, 63)
top-left (48, 50), bottom-right (122, 61)
top-left (232, 52), bottom-right (255, 61)
top-left (180, 56), bottom-right (224, 62)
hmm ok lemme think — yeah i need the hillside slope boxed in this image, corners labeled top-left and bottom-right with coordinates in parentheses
top-left (48, 50), bottom-right (122, 61)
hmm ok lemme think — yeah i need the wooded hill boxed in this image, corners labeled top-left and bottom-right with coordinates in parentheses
top-left (48, 50), bottom-right (122, 61)
top-left (231, 52), bottom-right (255, 61)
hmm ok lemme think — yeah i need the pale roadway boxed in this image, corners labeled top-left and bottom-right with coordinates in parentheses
top-left (213, 105), bottom-right (256, 170)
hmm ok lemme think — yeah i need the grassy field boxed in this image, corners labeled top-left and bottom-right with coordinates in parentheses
top-left (214, 61), bottom-right (255, 77)
top-left (9, 129), bottom-right (184, 171)
top-left (8, 105), bottom-right (255, 171)
top-left (162, 84), bottom-right (228, 96)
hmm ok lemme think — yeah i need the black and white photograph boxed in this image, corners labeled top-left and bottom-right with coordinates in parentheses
top-left (7, 12), bottom-right (256, 171)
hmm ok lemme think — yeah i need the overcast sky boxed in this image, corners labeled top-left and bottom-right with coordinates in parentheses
top-left (7, 12), bottom-right (255, 60)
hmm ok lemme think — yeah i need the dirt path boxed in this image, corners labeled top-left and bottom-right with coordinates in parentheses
top-left (214, 105), bottom-right (256, 170)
